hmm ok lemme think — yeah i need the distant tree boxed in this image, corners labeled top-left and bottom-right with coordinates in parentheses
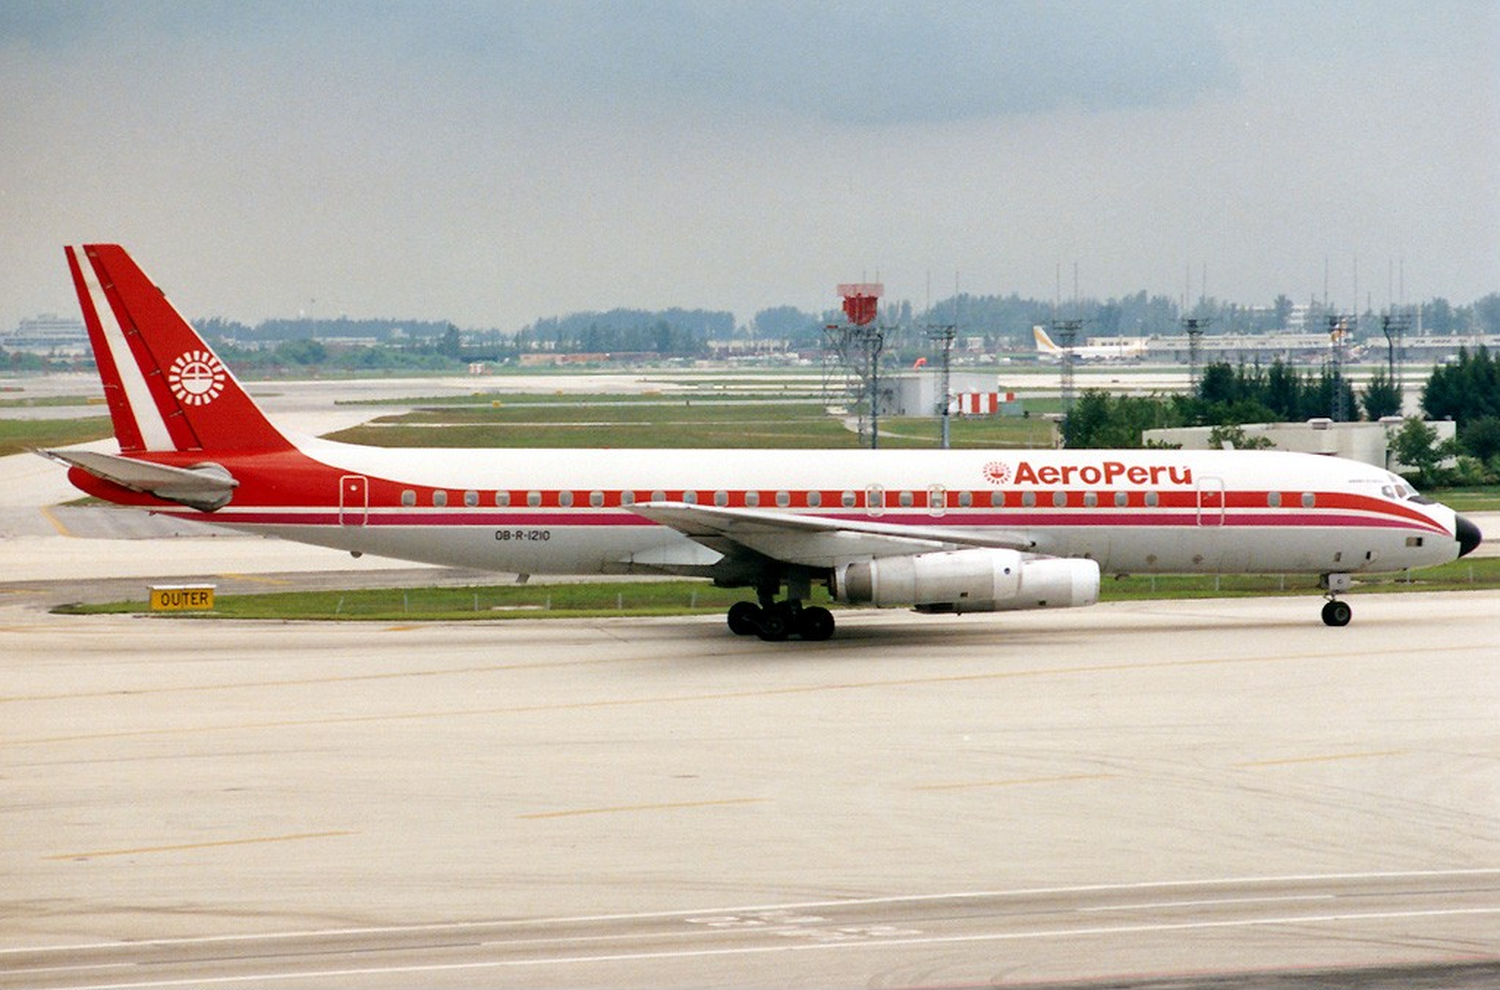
top-left (274, 338), bottom-right (327, 366)
top-left (1272, 294), bottom-right (1294, 329)
top-left (1424, 298), bottom-right (1456, 335)
top-left (1062, 390), bottom-right (1179, 448)
top-left (1475, 294), bottom-right (1500, 335)
top-left (1422, 347), bottom-right (1499, 427)
top-left (1389, 418), bottom-right (1457, 487)
top-left (1360, 369), bottom-right (1403, 421)
top-left (1207, 424), bottom-right (1276, 450)
top-left (1461, 416), bottom-right (1500, 462)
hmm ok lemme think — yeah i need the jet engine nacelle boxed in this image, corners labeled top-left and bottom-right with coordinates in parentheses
top-left (832, 548), bottom-right (1100, 614)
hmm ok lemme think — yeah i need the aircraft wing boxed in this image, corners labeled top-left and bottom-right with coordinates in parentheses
top-left (40, 448), bottom-right (237, 512)
top-left (630, 501), bottom-right (1038, 569)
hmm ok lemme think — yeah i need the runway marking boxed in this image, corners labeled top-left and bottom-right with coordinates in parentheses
top-left (914, 773), bottom-right (1116, 791)
top-left (44, 830), bottom-right (356, 861)
top-left (41, 907), bottom-right (1500, 989)
top-left (0, 657), bottom-right (641, 704)
top-left (1079, 894), bottom-right (1338, 912)
top-left (1235, 750), bottom-right (1405, 768)
top-left (518, 797), bottom-right (765, 819)
top-left (0, 642), bottom-right (1482, 743)
top-left (216, 572), bottom-right (292, 585)
top-left (39, 505), bottom-right (73, 537)
top-left (8, 868), bottom-right (1497, 957)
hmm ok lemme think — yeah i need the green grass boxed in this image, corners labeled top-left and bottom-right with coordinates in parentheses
top-left (53, 558), bottom-right (1500, 621)
top-left (1428, 486), bottom-right (1500, 512)
top-left (328, 400), bottom-right (859, 448)
top-left (55, 580), bottom-right (821, 621)
top-left (0, 395), bottom-right (103, 409)
top-left (0, 417), bottom-right (114, 457)
top-left (325, 398), bottom-right (1059, 450)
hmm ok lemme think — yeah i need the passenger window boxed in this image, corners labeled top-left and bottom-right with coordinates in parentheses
top-left (714, 490), bottom-right (729, 507)
top-left (1021, 491), bottom-right (1036, 508)
top-left (620, 490), bottom-right (635, 506)
top-left (401, 489), bottom-right (416, 507)
top-left (1301, 492), bottom-right (1316, 508)
top-left (651, 490), bottom-right (667, 503)
top-left (1053, 490), bottom-right (1068, 508)
top-left (807, 491), bottom-right (822, 508)
top-left (991, 490), bottom-right (1005, 508)
top-left (1145, 491), bottom-right (1159, 507)
top-left (746, 491), bottom-right (761, 507)
top-left (1084, 492), bottom-right (1097, 508)
top-left (1267, 491), bottom-right (1281, 507)
top-left (958, 491), bottom-right (973, 508)
top-left (776, 491), bottom-right (791, 508)
top-left (527, 491), bottom-right (542, 507)
top-left (558, 491), bottom-right (574, 508)
top-left (898, 491), bottom-right (914, 508)
top-left (590, 491), bottom-right (605, 507)
top-left (1114, 491), bottom-right (1128, 507)
top-left (495, 491), bottom-right (510, 507)
top-left (683, 491), bottom-right (698, 504)
top-left (841, 490), bottom-right (857, 508)
top-left (433, 491), bottom-right (448, 507)
top-left (464, 490), bottom-right (479, 507)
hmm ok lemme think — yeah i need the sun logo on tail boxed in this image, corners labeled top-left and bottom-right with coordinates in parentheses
top-left (168, 350), bottom-right (227, 406)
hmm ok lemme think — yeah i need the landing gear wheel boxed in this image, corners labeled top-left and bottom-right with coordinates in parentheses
top-left (727, 601), bottom-right (762, 636)
top-left (755, 607), bottom-right (791, 642)
top-left (798, 606), bottom-right (835, 642)
top-left (1321, 599), bottom-right (1352, 627)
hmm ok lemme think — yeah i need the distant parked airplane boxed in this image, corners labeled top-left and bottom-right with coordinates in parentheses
top-left (1033, 325), bottom-right (1149, 362)
top-left (46, 245), bottom-right (1480, 639)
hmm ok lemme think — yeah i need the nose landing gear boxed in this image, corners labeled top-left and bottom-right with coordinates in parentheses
top-left (1320, 572), bottom-right (1353, 627)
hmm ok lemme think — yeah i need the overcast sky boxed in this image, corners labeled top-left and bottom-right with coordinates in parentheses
top-left (2, 0), bottom-right (1496, 332)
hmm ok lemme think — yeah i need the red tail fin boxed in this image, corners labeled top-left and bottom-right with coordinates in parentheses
top-left (67, 244), bottom-right (291, 454)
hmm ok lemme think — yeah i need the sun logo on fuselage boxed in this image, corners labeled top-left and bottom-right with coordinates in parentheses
top-left (983, 461), bottom-right (1011, 485)
top-left (167, 350), bottom-right (227, 406)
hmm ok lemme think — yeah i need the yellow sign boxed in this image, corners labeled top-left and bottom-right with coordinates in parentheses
top-left (149, 585), bottom-right (216, 611)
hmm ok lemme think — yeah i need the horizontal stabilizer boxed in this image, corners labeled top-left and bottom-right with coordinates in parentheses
top-left (40, 449), bottom-right (237, 512)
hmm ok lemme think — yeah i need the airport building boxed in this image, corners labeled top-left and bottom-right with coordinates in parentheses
top-left (1144, 418), bottom-right (1458, 473)
top-left (2, 313), bottom-right (89, 354)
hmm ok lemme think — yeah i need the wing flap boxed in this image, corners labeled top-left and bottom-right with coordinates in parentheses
top-left (630, 501), bottom-right (1037, 569)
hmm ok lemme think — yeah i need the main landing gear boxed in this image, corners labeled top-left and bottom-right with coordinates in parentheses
top-left (727, 600), bottom-right (835, 641)
top-left (1320, 572), bottom-right (1353, 627)
top-left (726, 577), bottom-right (835, 642)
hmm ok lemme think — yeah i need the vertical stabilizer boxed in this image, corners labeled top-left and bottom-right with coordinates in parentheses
top-left (67, 244), bottom-right (291, 454)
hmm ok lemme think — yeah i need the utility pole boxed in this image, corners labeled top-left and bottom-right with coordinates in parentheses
top-left (1380, 309), bottom-right (1409, 390)
top-left (1051, 319), bottom-right (1084, 415)
top-left (926, 323), bottom-right (956, 449)
top-left (1181, 317), bottom-right (1210, 393)
top-left (1328, 314), bottom-right (1351, 422)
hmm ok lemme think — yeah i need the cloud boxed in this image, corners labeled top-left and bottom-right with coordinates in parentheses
top-left (2, 0), bottom-right (1239, 126)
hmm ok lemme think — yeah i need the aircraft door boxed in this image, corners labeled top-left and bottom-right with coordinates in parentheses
top-left (1196, 476), bottom-right (1225, 527)
top-left (339, 474), bottom-right (368, 526)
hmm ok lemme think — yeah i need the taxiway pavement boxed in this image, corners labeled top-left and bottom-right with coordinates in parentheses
top-left (3, 590), bottom-right (1497, 989)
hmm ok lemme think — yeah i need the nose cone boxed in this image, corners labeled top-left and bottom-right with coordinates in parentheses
top-left (1456, 514), bottom-right (1482, 558)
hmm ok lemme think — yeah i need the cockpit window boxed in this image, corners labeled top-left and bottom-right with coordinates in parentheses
top-left (1382, 473), bottom-right (1427, 502)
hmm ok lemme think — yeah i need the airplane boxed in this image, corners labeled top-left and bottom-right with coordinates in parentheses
top-left (1033, 324), bottom-right (1150, 362)
top-left (44, 245), bottom-right (1481, 640)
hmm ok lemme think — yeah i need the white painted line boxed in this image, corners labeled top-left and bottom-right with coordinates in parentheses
top-left (5, 866), bottom-right (1497, 956)
top-left (52, 906), bottom-right (1500, 990)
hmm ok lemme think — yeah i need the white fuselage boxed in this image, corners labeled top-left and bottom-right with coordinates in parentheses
top-left (171, 440), bottom-right (1463, 579)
